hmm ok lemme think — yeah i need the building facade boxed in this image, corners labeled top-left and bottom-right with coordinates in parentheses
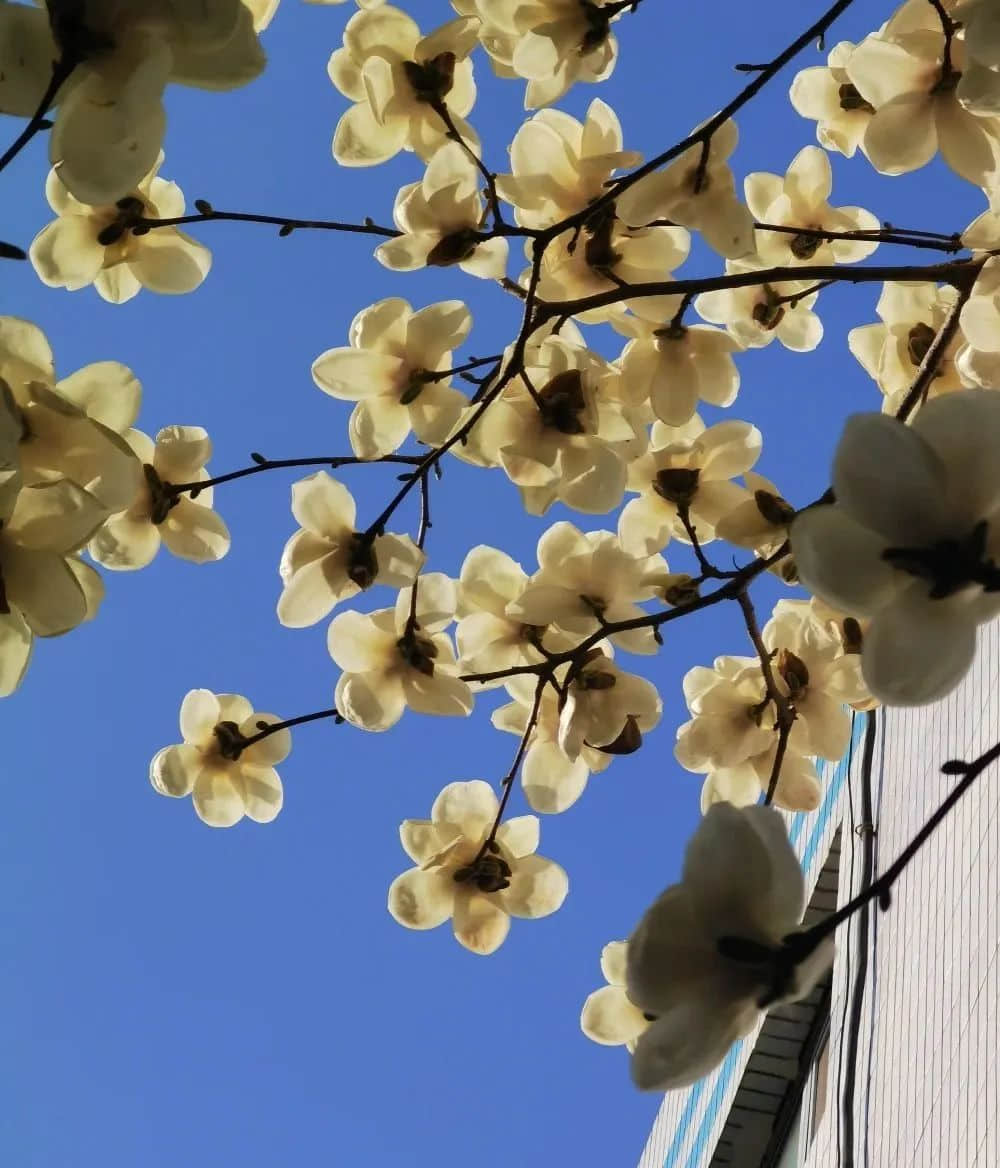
top-left (638, 619), bottom-right (1000, 1168)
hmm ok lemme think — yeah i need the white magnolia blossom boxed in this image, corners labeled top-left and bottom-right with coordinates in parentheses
top-left (789, 40), bottom-right (874, 159)
top-left (329, 6), bottom-right (479, 166)
top-left (277, 472), bottom-right (423, 628)
top-left (455, 545), bottom-right (573, 685)
top-left (700, 744), bottom-right (823, 815)
top-left (89, 426), bottom-right (231, 569)
top-left (626, 803), bottom-right (834, 1090)
top-left (0, 317), bottom-right (140, 513)
top-left (312, 298), bottom-right (470, 459)
top-left (615, 119), bottom-right (756, 260)
top-left (744, 146), bottom-right (880, 268)
top-left (493, 679), bottom-right (613, 814)
top-left (375, 142), bottom-right (509, 279)
top-left (474, 336), bottom-right (643, 515)
top-left (762, 599), bottom-right (870, 761)
top-left (30, 156), bottom-right (211, 303)
top-left (846, 1), bottom-right (1000, 188)
top-left (849, 281), bottom-right (997, 414)
top-left (715, 471), bottom-right (796, 563)
top-left (507, 523), bottom-right (668, 655)
top-left (580, 941), bottom-right (650, 1050)
top-left (328, 572), bottom-right (473, 731)
top-left (792, 391), bottom-right (1000, 704)
top-left (496, 100), bottom-right (641, 229)
top-left (695, 267), bottom-right (823, 353)
top-left (0, 0), bottom-right (265, 204)
top-left (454, 0), bottom-right (619, 109)
top-left (612, 317), bottom-right (743, 427)
top-left (618, 415), bottom-right (762, 556)
top-left (387, 779), bottom-right (568, 954)
top-left (558, 650), bottom-right (662, 761)
top-left (533, 217), bottom-right (690, 326)
top-left (674, 655), bottom-right (774, 773)
top-left (150, 689), bottom-right (289, 827)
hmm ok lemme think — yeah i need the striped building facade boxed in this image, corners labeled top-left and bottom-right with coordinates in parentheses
top-left (638, 619), bottom-right (1000, 1168)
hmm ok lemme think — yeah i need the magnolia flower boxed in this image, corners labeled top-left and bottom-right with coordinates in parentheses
top-left (558, 651), bottom-right (662, 761)
top-left (615, 119), bottom-right (755, 261)
top-left (533, 217), bottom-right (691, 326)
top-left (959, 258), bottom-right (1000, 358)
top-left (455, 544), bottom-right (573, 684)
top-left (0, 0), bottom-right (266, 204)
top-left (581, 941), bottom-right (650, 1050)
top-left (715, 471), bottom-right (795, 562)
top-left (695, 267), bottom-right (823, 353)
top-left (618, 416), bottom-right (762, 556)
top-left (455, 0), bottom-right (620, 109)
top-left (30, 156), bottom-right (211, 303)
top-left (311, 298), bottom-right (470, 459)
top-left (474, 336), bottom-right (641, 515)
top-left (613, 317), bottom-right (742, 427)
top-left (507, 523), bottom-right (668, 656)
top-left (277, 472), bottom-right (423, 627)
top-left (493, 680), bottom-right (613, 814)
top-left (89, 426), bottom-right (230, 569)
top-left (674, 656), bottom-right (774, 773)
top-left (847, 6), bottom-right (1000, 188)
top-left (387, 779), bottom-right (568, 954)
top-left (375, 143), bottom-right (508, 279)
top-left (495, 100), bottom-right (641, 229)
top-left (329, 6), bottom-right (479, 166)
top-left (849, 282), bottom-right (978, 413)
top-left (626, 803), bottom-right (834, 1090)
top-left (150, 689), bottom-right (289, 827)
top-left (744, 146), bottom-right (880, 268)
top-left (328, 572), bottom-right (473, 730)
top-left (792, 391), bottom-right (1000, 704)
top-left (762, 599), bottom-right (869, 761)
top-left (789, 40), bottom-right (874, 158)
top-left (0, 317), bottom-right (139, 512)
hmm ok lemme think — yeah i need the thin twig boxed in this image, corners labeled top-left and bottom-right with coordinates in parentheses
top-left (0, 58), bottom-right (73, 175)
top-left (168, 454), bottom-right (425, 496)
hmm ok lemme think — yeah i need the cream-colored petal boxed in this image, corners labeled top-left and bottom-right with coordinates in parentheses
top-left (311, 347), bottom-right (405, 402)
top-left (129, 229), bottom-right (212, 294)
top-left (180, 688), bottom-right (221, 743)
top-left (499, 854), bottom-right (568, 918)
top-left (453, 891), bottom-right (510, 954)
top-left (494, 815), bottom-right (539, 859)
top-left (431, 779), bottom-right (498, 837)
top-left (581, 985), bottom-right (649, 1047)
top-left (239, 765), bottom-right (284, 823)
top-left (335, 669), bottom-right (406, 731)
top-left (149, 743), bottom-right (200, 797)
top-left (0, 609), bottom-right (32, 696)
top-left (388, 866), bottom-right (456, 929)
top-left (160, 499), bottom-right (230, 563)
top-left (192, 768), bottom-right (246, 828)
top-left (56, 361), bottom-right (141, 433)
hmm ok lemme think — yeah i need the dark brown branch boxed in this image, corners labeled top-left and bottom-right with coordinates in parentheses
top-left (168, 453), bottom-right (425, 496)
top-left (240, 707), bottom-right (342, 750)
top-left (136, 208), bottom-right (400, 239)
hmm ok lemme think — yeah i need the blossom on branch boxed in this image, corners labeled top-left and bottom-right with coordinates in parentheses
top-left (454, 0), bottom-right (620, 109)
top-left (388, 779), bottom-right (568, 954)
top-left (311, 297), bottom-right (471, 459)
top-left (626, 803), bottom-right (833, 1090)
top-left (30, 156), bottom-right (212, 303)
top-left (150, 688), bottom-right (289, 827)
top-left (789, 40), bottom-right (874, 159)
top-left (89, 426), bottom-right (230, 569)
top-left (695, 268), bottom-right (823, 353)
top-left (329, 5), bottom-right (479, 166)
top-left (328, 572), bottom-right (473, 730)
top-left (618, 415), bottom-right (762, 556)
top-left (375, 143), bottom-right (508, 279)
top-left (792, 391), bottom-right (1000, 704)
top-left (277, 472), bottom-right (423, 628)
top-left (744, 146), bottom-right (880, 268)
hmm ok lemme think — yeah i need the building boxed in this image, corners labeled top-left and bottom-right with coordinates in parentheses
top-left (638, 619), bottom-right (1000, 1168)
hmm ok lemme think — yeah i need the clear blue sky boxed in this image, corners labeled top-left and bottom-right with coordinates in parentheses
top-left (0, 2), bottom-right (981, 1165)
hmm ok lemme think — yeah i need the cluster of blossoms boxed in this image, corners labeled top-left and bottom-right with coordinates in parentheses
top-left (7, 0), bottom-right (1000, 1112)
top-left (0, 316), bottom-right (226, 694)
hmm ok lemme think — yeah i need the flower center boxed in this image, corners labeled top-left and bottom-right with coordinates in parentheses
top-left (752, 287), bottom-right (785, 331)
top-left (883, 520), bottom-right (1000, 599)
top-left (538, 369), bottom-right (588, 434)
top-left (837, 83), bottom-right (874, 113)
top-left (213, 720), bottom-right (246, 762)
top-left (143, 463), bottom-right (180, 525)
top-left (346, 533), bottom-right (378, 590)
top-left (907, 321), bottom-right (938, 370)
top-left (453, 848), bottom-right (512, 893)
top-left (97, 195), bottom-right (147, 255)
top-left (654, 466), bottom-right (700, 507)
top-left (789, 231), bottom-right (821, 260)
top-left (402, 52), bottom-right (456, 103)
top-left (578, 1), bottom-right (612, 53)
top-left (427, 229), bottom-right (480, 267)
top-left (397, 629), bottom-right (438, 675)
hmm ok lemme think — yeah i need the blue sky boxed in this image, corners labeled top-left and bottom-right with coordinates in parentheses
top-left (0, 2), bottom-right (984, 1165)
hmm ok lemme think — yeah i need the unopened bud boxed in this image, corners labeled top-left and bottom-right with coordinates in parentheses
top-left (754, 489), bottom-right (795, 526)
top-left (661, 573), bottom-right (700, 606)
top-left (778, 648), bottom-right (810, 696)
top-left (347, 533), bottom-right (378, 590)
top-left (842, 617), bottom-right (863, 654)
